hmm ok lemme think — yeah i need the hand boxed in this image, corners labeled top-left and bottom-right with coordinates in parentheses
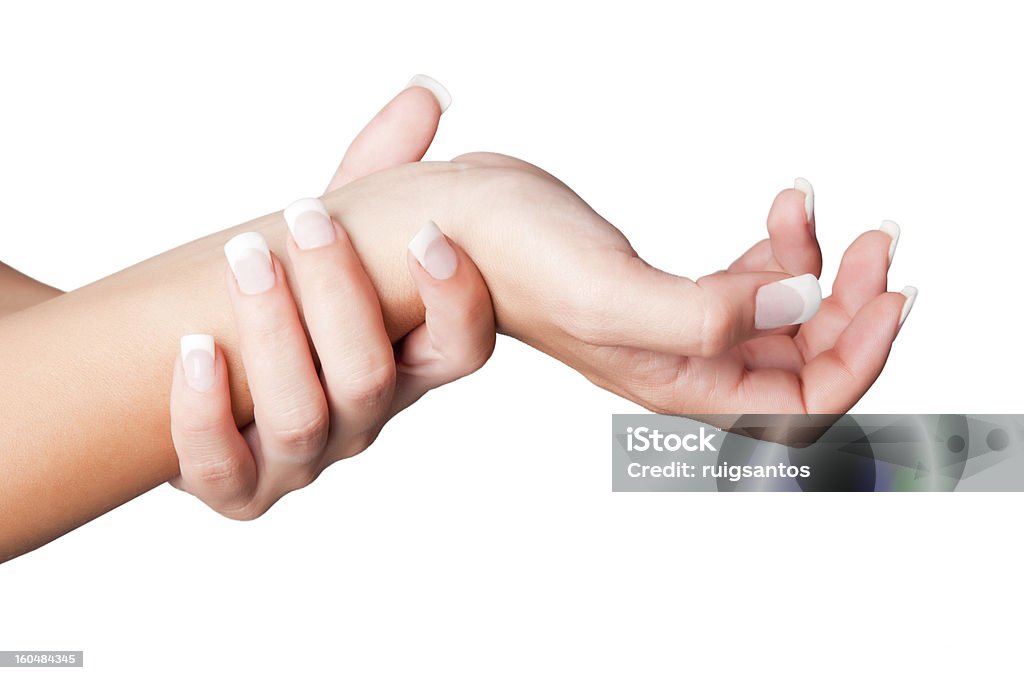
top-left (169, 79), bottom-right (496, 519)
top-left (426, 153), bottom-right (914, 415)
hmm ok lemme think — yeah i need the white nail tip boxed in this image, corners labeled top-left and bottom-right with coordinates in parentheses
top-left (794, 177), bottom-right (814, 221)
top-left (408, 220), bottom-right (457, 279)
top-left (283, 197), bottom-right (329, 230)
top-left (406, 74), bottom-right (452, 113)
top-left (778, 273), bottom-right (822, 324)
top-left (879, 220), bottom-right (901, 262)
top-left (409, 220), bottom-right (443, 263)
top-left (224, 232), bottom-right (270, 268)
top-left (754, 273), bottom-right (823, 330)
top-left (899, 285), bottom-right (918, 327)
top-left (180, 334), bottom-right (214, 360)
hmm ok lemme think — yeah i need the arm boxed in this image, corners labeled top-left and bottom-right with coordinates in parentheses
top-left (0, 155), bottom-right (914, 561)
top-left (0, 262), bottom-right (62, 316)
top-left (0, 161), bottom-right (458, 561)
top-left (0, 75), bottom-right (461, 559)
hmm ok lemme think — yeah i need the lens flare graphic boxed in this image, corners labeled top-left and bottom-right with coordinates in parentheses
top-left (714, 415), bottom-right (1023, 491)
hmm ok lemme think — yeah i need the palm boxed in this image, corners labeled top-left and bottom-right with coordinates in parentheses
top-left (450, 153), bottom-right (910, 417)
top-left (554, 188), bottom-right (906, 415)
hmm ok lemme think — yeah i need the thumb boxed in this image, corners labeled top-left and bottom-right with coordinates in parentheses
top-left (325, 75), bottom-right (450, 192)
top-left (584, 256), bottom-right (822, 357)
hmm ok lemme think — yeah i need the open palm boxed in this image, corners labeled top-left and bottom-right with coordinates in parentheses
top-left (450, 153), bottom-right (913, 416)
top-left (583, 184), bottom-right (910, 414)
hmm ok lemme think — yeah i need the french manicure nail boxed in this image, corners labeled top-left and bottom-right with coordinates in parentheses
top-left (793, 177), bottom-right (814, 225)
top-left (405, 74), bottom-right (452, 113)
top-left (224, 232), bottom-right (275, 295)
top-left (898, 285), bottom-right (918, 328)
top-left (180, 334), bottom-right (215, 392)
top-left (284, 197), bottom-right (335, 250)
top-left (755, 273), bottom-right (823, 329)
top-left (879, 220), bottom-right (900, 263)
top-left (408, 220), bottom-right (457, 280)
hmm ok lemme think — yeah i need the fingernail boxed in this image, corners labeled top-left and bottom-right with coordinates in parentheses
top-left (408, 220), bottom-right (457, 280)
top-left (879, 220), bottom-right (900, 264)
top-left (405, 74), bottom-right (452, 113)
top-left (284, 197), bottom-right (335, 250)
top-left (793, 177), bottom-right (814, 225)
top-left (180, 334), bottom-right (215, 392)
top-left (224, 232), bottom-right (275, 295)
top-left (755, 273), bottom-right (822, 329)
top-left (898, 285), bottom-right (918, 328)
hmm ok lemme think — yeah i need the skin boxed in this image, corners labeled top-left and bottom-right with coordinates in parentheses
top-left (0, 85), bottom-right (482, 560)
top-left (0, 106), bottom-right (911, 564)
top-left (0, 263), bottom-right (61, 314)
top-left (169, 86), bottom-right (496, 518)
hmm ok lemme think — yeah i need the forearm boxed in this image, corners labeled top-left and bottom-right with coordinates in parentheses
top-left (0, 162), bottom-right (471, 560)
top-left (0, 262), bottom-right (63, 316)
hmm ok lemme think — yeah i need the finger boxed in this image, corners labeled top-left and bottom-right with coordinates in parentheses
top-left (587, 254), bottom-right (823, 357)
top-left (390, 222), bottom-right (496, 414)
top-left (800, 288), bottom-right (917, 413)
top-left (283, 199), bottom-right (396, 455)
top-left (831, 221), bottom-right (900, 316)
top-left (223, 232), bottom-right (329, 492)
top-left (326, 75), bottom-right (450, 191)
top-left (764, 180), bottom-right (821, 276)
top-left (729, 243), bottom-right (803, 347)
top-left (688, 289), bottom-right (914, 414)
top-left (796, 223), bottom-right (900, 361)
top-left (170, 334), bottom-right (257, 516)
top-left (738, 334), bottom-right (805, 373)
top-left (727, 180), bottom-right (821, 276)
top-left (728, 238), bottom-right (773, 273)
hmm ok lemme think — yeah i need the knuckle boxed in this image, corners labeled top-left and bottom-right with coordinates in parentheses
top-left (186, 453), bottom-right (243, 487)
top-left (271, 404), bottom-right (330, 452)
top-left (179, 455), bottom-right (256, 515)
top-left (217, 467), bottom-right (322, 521)
top-left (341, 359), bottom-right (396, 408)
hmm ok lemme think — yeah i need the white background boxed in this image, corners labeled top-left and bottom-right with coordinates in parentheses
top-left (1, 1), bottom-right (1021, 677)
